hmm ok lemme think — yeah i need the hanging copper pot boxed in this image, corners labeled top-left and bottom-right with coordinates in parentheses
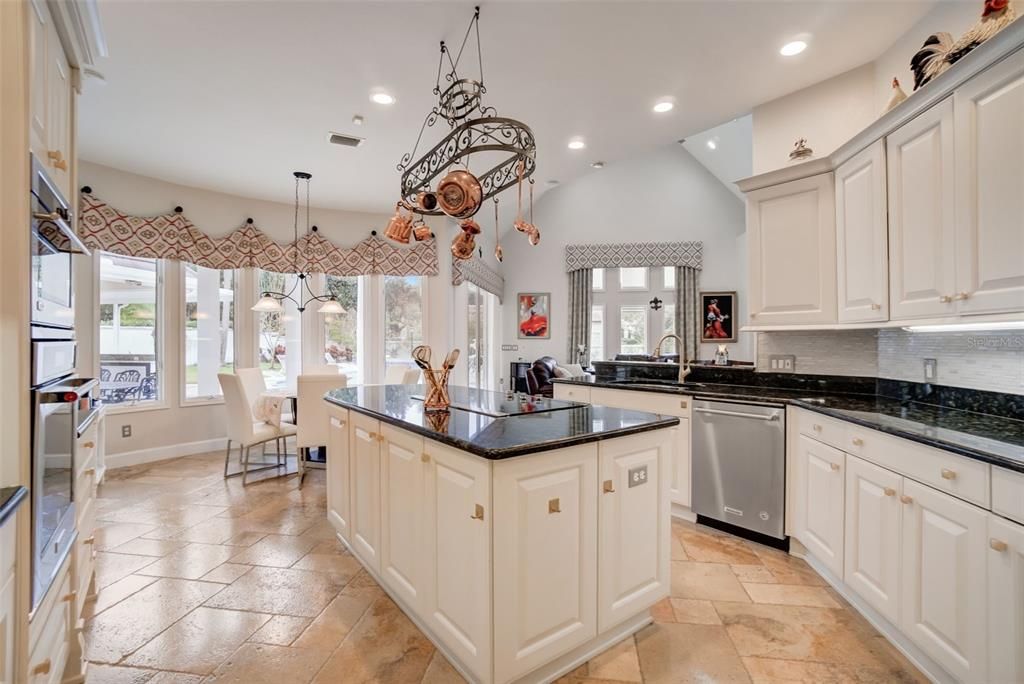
top-left (412, 220), bottom-right (432, 242)
top-left (384, 204), bottom-right (413, 244)
top-left (437, 169), bottom-right (482, 219)
top-left (416, 191), bottom-right (439, 212)
top-left (450, 218), bottom-right (480, 261)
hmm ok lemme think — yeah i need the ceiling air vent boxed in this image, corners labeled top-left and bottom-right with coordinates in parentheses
top-left (328, 132), bottom-right (364, 148)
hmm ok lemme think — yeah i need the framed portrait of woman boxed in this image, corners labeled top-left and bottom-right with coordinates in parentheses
top-left (700, 291), bottom-right (736, 342)
top-left (517, 292), bottom-right (550, 339)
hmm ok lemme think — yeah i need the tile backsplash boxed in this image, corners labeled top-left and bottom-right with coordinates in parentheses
top-left (758, 329), bottom-right (1024, 395)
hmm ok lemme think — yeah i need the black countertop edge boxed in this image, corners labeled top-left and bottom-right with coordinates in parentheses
top-left (553, 377), bottom-right (1024, 473)
top-left (328, 399), bottom-right (680, 460)
top-left (0, 486), bottom-right (28, 527)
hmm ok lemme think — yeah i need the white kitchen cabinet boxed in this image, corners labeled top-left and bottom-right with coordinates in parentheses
top-left (954, 48), bottom-right (1024, 316)
top-left (987, 514), bottom-right (1024, 683)
top-left (422, 442), bottom-right (492, 682)
top-left (29, 0), bottom-right (49, 159)
top-left (670, 419), bottom-right (690, 507)
top-left (746, 173), bottom-right (837, 326)
top-left (349, 411), bottom-right (381, 572)
top-left (46, 29), bottom-right (72, 199)
top-left (0, 572), bottom-right (13, 684)
top-left (887, 98), bottom-right (957, 320)
top-left (379, 425), bottom-right (426, 612)
top-left (835, 140), bottom-right (889, 323)
top-left (597, 429), bottom-right (670, 632)
top-left (791, 435), bottom-right (845, 578)
top-left (844, 454), bottom-right (902, 625)
top-left (493, 445), bottom-right (598, 683)
top-left (326, 408), bottom-right (351, 543)
top-left (900, 478), bottom-right (988, 683)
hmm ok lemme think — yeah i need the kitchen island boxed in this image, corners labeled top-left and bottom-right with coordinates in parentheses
top-left (323, 385), bottom-right (679, 684)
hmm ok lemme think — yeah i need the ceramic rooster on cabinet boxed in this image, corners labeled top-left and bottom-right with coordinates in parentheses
top-left (911, 0), bottom-right (1017, 90)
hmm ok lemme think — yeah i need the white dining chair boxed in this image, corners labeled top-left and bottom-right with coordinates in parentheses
top-left (219, 372), bottom-right (297, 485)
top-left (296, 373), bottom-right (347, 488)
top-left (384, 365), bottom-right (422, 384)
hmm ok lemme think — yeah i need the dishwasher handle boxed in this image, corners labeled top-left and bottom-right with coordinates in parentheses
top-left (694, 406), bottom-right (781, 421)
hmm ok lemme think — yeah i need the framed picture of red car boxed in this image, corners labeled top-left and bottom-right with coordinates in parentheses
top-left (517, 292), bottom-right (550, 339)
top-left (700, 291), bottom-right (736, 342)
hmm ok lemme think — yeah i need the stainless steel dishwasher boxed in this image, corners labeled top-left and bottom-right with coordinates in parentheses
top-left (691, 399), bottom-right (786, 541)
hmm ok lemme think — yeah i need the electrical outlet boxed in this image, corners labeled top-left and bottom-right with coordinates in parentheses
top-left (768, 355), bottom-right (796, 372)
top-left (121, 424), bottom-right (132, 438)
top-left (924, 358), bottom-right (937, 382)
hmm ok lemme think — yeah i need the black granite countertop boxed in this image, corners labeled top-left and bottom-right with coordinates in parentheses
top-left (554, 376), bottom-right (1024, 472)
top-left (0, 486), bottom-right (28, 527)
top-left (324, 384), bottom-right (679, 459)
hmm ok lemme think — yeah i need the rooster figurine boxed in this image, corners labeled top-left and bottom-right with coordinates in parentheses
top-left (884, 77), bottom-right (909, 113)
top-left (911, 0), bottom-right (1017, 90)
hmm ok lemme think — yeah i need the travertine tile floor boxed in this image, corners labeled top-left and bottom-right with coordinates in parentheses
top-left (85, 451), bottom-right (928, 684)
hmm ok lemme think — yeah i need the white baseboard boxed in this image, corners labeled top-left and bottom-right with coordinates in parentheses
top-left (671, 503), bottom-right (696, 522)
top-left (105, 438), bottom-right (225, 470)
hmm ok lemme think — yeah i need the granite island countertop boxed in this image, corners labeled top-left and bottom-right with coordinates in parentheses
top-left (324, 384), bottom-right (679, 459)
top-left (554, 376), bottom-right (1024, 473)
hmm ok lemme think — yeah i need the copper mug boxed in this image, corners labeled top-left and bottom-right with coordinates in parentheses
top-left (437, 169), bottom-right (482, 219)
top-left (412, 221), bottom-right (432, 242)
top-left (384, 205), bottom-right (413, 244)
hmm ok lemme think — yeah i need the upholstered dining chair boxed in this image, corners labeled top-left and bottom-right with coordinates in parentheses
top-left (295, 373), bottom-right (347, 489)
top-left (384, 365), bottom-right (422, 384)
top-left (218, 372), bottom-right (297, 486)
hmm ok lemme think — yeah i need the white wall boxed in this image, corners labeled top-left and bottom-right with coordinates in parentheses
top-left (500, 143), bottom-right (750, 378)
top-left (751, 63), bottom-right (876, 175)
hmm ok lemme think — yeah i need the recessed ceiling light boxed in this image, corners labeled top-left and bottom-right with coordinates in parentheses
top-left (591, 161), bottom-right (605, 169)
top-left (780, 40), bottom-right (807, 57)
top-left (706, 139), bottom-right (717, 150)
top-left (371, 92), bottom-right (395, 105)
top-left (653, 100), bottom-right (674, 113)
top-left (568, 138), bottom-right (586, 150)
top-left (351, 115), bottom-right (364, 126)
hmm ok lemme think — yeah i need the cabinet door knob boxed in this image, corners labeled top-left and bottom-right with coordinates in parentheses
top-left (940, 468), bottom-right (957, 480)
top-left (883, 487), bottom-right (896, 497)
top-left (62, 590), bottom-right (77, 603)
top-left (47, 150), bottom-right (67, 171)
top-left (377, 433), bottom-right (386, 443)
top-left (939, 295), bottom-right (953, 303)
top-left (990, 538), bottom-right (1009, 552)
top-left (82, 441), bottom-right (95, 449)
top-left (680, 400), bottom-right (687, 409)
top-left (82, 536), bottom-right (95, 545)
top-left (829, 462), bottom-right (840, 472)
top-left (548, 498), bottom-right (561, 514)
top-left (470, 504), bottom-right (484, 521)
top-left (603, 479), bottom-right (616, 493)
top-left (851, 437), bottom-right (864, 446)
top-left (812, 424), bottom-right (822, 432)
top-left (31, 659), bottom-right (51, 675)
top-left (870, 302), bottom-right (882, 310)
top-left (420, 453), bottom-right (430, 463)
top-left (953, 292), bottom-right (970, 301)
top-left (900, 495), bottom-right (914, 505)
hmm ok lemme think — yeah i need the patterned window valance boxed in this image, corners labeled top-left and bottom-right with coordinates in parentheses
top-left (76, 192), bottom-right (439, 277)
top-left (564, 241), bottom-right (702, 272)
top-left (451, 257), bottom-right (505, 302)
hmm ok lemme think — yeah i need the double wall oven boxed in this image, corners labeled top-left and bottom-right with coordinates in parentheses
top-left (30, 154), bottom-right (94, 609)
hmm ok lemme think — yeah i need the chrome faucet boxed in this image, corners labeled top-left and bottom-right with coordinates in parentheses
top-left (652, 333), bottom-right (691, 383)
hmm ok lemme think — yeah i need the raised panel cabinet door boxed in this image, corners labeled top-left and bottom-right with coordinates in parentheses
top-left (28, 0), bottom-right (49, 160)
top-left (900, 479), bottom-right (988, 683)
top-left (987, 514), bottom-right (1024, 683)
top-left (954, 48), bottom-right (1024, 316)
top-left (792, 435), bottom-right (845, 577)
top-left (493, 444), bottom-right (598, 684)
top-left (746, 172), bottom-right (837, 326)
top-left (671, 418), bottom-right (691, 507)
top-left (326, 408), bottom-right (351, 543)
top-left (836, 140), bottom-right (889, 322)
top-left (422, 442), bottom-right (492, 682)
top-left (0, 573), bottom-right (13, 684)
top-left (45, 26), bottom-right (71, 198)
top-left (348, 411), bottom-right (381, 572)
top-left (598, 430), bottom-right (671, 633)
top-left (887, 98), bottom-right (957, 320)
top-left (844, 454), bottom-right (902, 624)
top-left (379, 425), bottom-right (426, 611)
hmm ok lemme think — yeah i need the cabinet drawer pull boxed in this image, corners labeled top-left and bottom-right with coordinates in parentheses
top-left (47, 150), bottom-right (68, 171)
top-left (812, 424), bottom-right (822, 432)
top-left (33, 211), bottom-right (63, 222)
top-left (62, 590), bottom-right (77, 602)
top-left (82, 441), bottom-right (95, 449)
top-left (900, 495), bottom-right (914, 505)
top-left (851, 437), bottom-right (864, 447)
top-left (883, 487), bottom-right (896, 497)
top-left (940, 468), bottom-right (957, 480)
top-left (420, 453), bottom-right (430, 463)
top-left (548, 498), bottom-right (561, 514)
top-left (377, 433), bottom-right (386, 443)
top-left (679, 400), bottom-right (687, 409)
top-left (939, 295), bottom-right (953, 304)
top-left (603, 479), bottom-right (616, 493)
top-left (84, 467), bottom-right (96, 477)
top-left (870, 302), bottom-right (882, 310)
top-left (829, 463), bottom-right (840, 472)
top-left (470, 504), bottom-right (484, 521)
top-left (990, 538), bottom-right (1008, 552)
top-left (31, 659), bottom-right (51, 676)
top-left (953, 292), bottom-right (970, 301)
top-left (82, 536), bottom-right (95, 545)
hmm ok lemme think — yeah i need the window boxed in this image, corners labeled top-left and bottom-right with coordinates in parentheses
top-left (592, 268), bottom-right (605, 291)
top-left (256, 270), bottom-right (302, 391)
top-left (323, 275), bottom-right (361, 384)
top-left (590, 305), bottom-right (605, 362)
top-left (384, 275), bottom-right (425, 372)
top-left (663, 267), bottom-right (675, 291)
top-left (183, 265), bottom-right (235, 401)
top-left (99, 253), bottom-right (161, 406)
top-left (619, 305), bottom-right (647, 355)
top-left (619, 267), bottom-right (648, 290)
top-left (467, 284), bottom-right (488, 390)
top-left (661, 304), bottom-right (677, 356)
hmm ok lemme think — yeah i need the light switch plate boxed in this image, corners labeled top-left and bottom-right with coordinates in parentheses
top-left (924, 358), bottom-right (937, 382)
top-left (768, 355), bottom-right (796, 372)
top-left (501, 344), bottom-right (519, 352)
top-left (121, 424), bottom-right (132, 438)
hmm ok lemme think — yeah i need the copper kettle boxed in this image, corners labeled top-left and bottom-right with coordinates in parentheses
top-left (450, 219), bottom-right (481, 261)
top-left (384, 204), bottom-right (413, 244)
top-left (437, 169), bottom-right (482, 219)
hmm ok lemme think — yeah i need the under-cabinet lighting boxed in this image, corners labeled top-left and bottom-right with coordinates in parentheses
top-left (902, 322), bottom-right (1024, 333)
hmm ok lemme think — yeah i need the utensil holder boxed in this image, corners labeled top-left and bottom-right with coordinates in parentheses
top-left (423, 369), bottom-right (452, 412)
